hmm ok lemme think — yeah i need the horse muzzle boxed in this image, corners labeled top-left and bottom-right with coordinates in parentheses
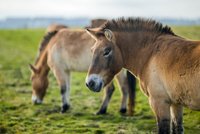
top-left (86, 74), bottom-right (104, 92)
top-left (32, 95), bottom-right (43, 104)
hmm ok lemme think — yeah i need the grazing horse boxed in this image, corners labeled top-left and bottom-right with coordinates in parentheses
top-left (85, 18), bottom-right (200, 134)
top-left (29, 24), bottom-right (136, 115)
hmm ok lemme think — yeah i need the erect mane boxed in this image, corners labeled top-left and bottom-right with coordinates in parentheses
top-left (101, 17), bottom-right (175, 35)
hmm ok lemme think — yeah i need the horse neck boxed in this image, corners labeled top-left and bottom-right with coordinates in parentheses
top-left (116, 31), bottom-right (159, 77)
top-left (35, 49), bottom-right (50, 77)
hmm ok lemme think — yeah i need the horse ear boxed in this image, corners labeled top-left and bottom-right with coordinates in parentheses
top-left (104, 29), bottom-right (114, 42)
top-left (86, 28), bottom-right (103, 40)
top-left (29, 64), bottom-right (38, 73)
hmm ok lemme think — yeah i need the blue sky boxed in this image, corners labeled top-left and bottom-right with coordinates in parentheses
top-left (0, 0), bottom-right (200, 19)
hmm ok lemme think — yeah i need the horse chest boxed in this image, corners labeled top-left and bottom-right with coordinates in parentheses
top-left (141, 59), bottom-right (171, 100)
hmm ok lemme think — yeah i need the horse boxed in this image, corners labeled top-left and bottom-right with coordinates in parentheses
top-left (85, 17), bottom-right (200, 134)
top-left (29, 23), bottom-right (136, 115)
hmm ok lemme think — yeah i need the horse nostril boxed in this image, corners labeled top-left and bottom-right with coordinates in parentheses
top-left (88, 80), bottom-right (95, 88)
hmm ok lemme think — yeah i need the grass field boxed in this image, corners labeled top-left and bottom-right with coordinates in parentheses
top-left (0, 26), bottom-right (200, 134)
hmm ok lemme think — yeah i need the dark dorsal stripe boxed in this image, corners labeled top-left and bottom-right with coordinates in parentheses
top-left (101, 17), bottom-right (175, 35)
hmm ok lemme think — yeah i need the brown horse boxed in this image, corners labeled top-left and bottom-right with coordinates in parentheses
top-left (29, 24), bottom-right (136, 115)
top-left (85, 18), bottom-right (200, 134)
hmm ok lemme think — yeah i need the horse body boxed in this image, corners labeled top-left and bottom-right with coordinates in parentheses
top-left (113, 27), bottom-right (200, 111)
top-left (30, 25), bottom-right (136, 115)
top-left (145, 36), bottom-right (200, 110)
top-left (85, 18), bottom-right (200, 133)
top-left (48, 29), bottom-right (94, 72)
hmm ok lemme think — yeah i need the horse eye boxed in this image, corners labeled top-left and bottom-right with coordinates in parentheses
top-left (103, 48), bottom-right (111, 57)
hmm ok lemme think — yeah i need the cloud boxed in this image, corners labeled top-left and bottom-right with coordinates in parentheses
top-left (0, 0), bottom-right (199, 19)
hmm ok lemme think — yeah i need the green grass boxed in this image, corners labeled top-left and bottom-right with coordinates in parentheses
top-left (0, 26), bottom-right (200, 134)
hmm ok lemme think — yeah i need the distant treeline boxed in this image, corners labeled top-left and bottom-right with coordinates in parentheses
top-left (0, 17), bottom-right (199, 29)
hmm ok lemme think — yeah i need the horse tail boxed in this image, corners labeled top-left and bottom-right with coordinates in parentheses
top-left (127, 70), bottom-right (136, 116)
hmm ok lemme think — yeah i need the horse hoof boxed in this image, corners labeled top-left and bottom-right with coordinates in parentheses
top-left (96, 109), bottom-right (107, 115)
top-left (119, 108), bottom-right (127, 114)
top-left (61, 104), bottom-right (70, 113)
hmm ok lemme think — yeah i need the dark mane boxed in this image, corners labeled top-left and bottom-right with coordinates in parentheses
top-left (39, 31), bottom-right (57, 52)
top-left (101, 17), bottom-right (175, 35)
top-left (34, 31), bottom-right (57, 64)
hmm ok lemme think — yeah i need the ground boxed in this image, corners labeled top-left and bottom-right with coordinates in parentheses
top-left (0, 26), bottom-right (200, 134)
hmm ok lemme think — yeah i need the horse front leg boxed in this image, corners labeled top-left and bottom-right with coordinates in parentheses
top-left (149, 97), bottom-right (171, 134)
top-left (170, 104), bottom-right (183, 134)
top-left (96, 82), bottom-right (115, 115)
top-left (53, 69), bottom-right (71, 113)
top-left (60, 79), bottom-right (70, 113)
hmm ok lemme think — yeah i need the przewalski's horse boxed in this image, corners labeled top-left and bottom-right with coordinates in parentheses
top-left (85, 18), bottom-right (200, 134)
top-left (29, 24), bottom-right (136, 115)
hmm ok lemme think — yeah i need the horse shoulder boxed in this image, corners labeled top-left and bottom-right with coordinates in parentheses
top-left (139, 57), bottom-right (170, 101)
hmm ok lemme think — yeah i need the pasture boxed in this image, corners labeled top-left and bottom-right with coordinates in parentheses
top-left (0, 26), bottom-right (200, 134)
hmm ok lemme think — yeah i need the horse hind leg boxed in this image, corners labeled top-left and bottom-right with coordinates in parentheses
top-left (170, 104), bottom-right (184, 134)
top-left (96, 82), bottom-right (115, 115)
top-left (119, 86), bottom-right (129, 114)
top-left (115, 71), bottom-right (129, 114)
top-left (127, 71), bottom-right (136, 116)
top-left (53, 68), bottom-right (71, 113)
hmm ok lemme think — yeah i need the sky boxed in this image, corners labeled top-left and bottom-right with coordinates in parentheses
top-left (0, 0), bottom-right (200, 19)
